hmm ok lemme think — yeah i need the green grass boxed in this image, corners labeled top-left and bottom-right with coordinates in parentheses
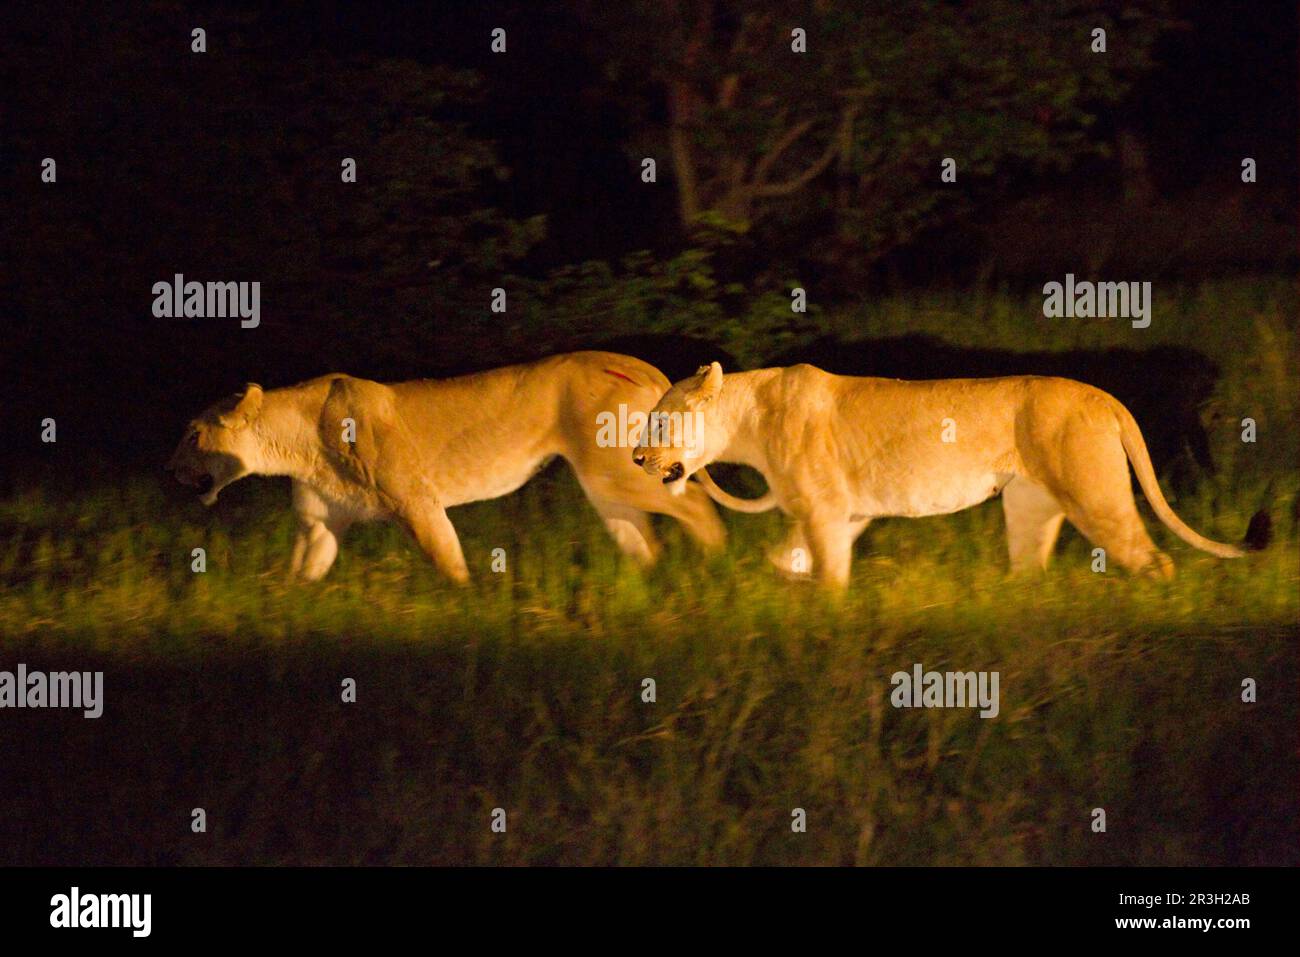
top-left (0, 278), bottom-right (1295, 865)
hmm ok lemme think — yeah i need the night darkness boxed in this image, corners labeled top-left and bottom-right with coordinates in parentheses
top-left (3, 1), bottom-right (1295, 471)
top-left (0, 0), bottom-right (1297, 920)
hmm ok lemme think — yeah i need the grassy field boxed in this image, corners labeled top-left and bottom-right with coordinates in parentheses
top-left (1, 278), bottom-right (1296, 865)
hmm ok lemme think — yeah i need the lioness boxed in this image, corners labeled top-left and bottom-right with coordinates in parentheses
top-left (167, 352), bottom-right (725, 582)
top-left (635, 362), bottom-right (1258, 589)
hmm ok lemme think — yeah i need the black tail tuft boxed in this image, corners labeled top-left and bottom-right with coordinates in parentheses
top-left (1243, 509), bottom-right (1272, 552)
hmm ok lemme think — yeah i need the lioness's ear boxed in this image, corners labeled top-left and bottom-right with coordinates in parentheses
top-left (693, 361), bottom-right (724, 403)
top-left (219, 383), bottom-right (263, 428)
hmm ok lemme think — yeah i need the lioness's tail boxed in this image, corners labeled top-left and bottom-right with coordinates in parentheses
top-left (695, 467), bottom-right (778, 513)
top-left (1111, 399), bottom-right (1245, 558)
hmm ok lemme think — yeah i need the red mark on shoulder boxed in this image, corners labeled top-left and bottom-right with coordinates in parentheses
top-left (604, 369), bottom-right (637, 385)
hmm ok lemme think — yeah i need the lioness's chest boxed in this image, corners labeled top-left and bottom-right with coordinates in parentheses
top-left (308, 468), bottom-right (389, 521)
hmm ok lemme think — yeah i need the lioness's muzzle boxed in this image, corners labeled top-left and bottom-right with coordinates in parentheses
top-left (662, 462), bottom-right (685, 483)
top-left (169, 463), bottom-right (214, 495)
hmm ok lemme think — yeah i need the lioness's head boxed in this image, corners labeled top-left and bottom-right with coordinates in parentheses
top-left (166, 384), bottom-right (264, 505)
top-left (632, 361), bottom-right (723, 493)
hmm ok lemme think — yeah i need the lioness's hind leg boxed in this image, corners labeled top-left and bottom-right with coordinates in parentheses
top-left (578, 469), bottom-right (724, 555)
top-left (1064, 503), bottom-right (1173, 578)
top-left (591, 499), bottom-right (660, 566)
top-left (1001, 476), bottom-right (1066, 573)
top-left (662, 481), bottom-right (726, 553)
top-left (1041, 430), bottom-right (1172, 578)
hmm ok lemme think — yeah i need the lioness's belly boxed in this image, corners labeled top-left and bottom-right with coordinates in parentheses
top-left (441, 453), bottom-right (557, 506)
top-left (857, 470), bottom-right (1010, 518)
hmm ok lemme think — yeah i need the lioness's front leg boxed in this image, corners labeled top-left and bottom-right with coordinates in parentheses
top-left (802, 510), bottom-right (855, 591)
top-left (290, 482), bottom-right (352, 582)
top-left (769, 516), bottom-right (871, 579)
top-left (399, 500), bottom-right (470, 585)
top-left (769, 521), bottom-right (811, 577)
top-left (1001, 476), bottom-right (1066, 573)
top-left (291, 520), bottom-right (350, 582)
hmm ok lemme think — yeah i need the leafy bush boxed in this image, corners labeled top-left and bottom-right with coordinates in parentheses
top-left (518, 237), bottom-right (819, 368)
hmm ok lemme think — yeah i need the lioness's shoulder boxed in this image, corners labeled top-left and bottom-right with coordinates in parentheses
top-left (283, 372), bottom-right (379, 403)
top-left (313, 373), bottom-right (393, 406)
top-left (538, 351), bottom-right (673, 393)
top-left (780, 363), bottom-right (836, 382)
top-left (771, 362), bottom-right (839, 396)
top-left (315, 376), bottom-right (403, 442)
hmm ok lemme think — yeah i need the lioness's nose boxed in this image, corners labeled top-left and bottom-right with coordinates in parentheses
top-left (632, 452), bottom-right (646, 466)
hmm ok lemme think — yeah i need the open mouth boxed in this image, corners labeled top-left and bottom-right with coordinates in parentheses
top-left (176, 469), bottom-right (215, 495)
top-left (661, 462), bottom-right (685, 484)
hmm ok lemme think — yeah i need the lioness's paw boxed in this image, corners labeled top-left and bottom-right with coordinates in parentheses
top-left (767, 546), bottom-right (813, 580)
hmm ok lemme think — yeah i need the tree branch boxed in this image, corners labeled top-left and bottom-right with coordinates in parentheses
top-left (749, 119), bottom-right (815, 188)
top-left (717, 73), bottom-right (739, 109)
top-left (754, 105), bottom-right (859, 198)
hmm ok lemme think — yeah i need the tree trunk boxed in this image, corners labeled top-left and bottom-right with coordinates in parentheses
top-left (668, 81), bottom-right (702, 226)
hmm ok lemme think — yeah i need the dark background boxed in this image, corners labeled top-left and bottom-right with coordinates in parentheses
top-left (0, 0), bottom-right (1295, 872)
top-left (2, 0), bottom-right (1295, 474)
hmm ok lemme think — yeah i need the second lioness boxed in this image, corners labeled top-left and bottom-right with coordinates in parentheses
top-left (167, 352), bottom-right (724, 582)
top-left (634, 362), bottom-right (1255, 589)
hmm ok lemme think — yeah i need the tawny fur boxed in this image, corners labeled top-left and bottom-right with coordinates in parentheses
top-left (167, 352), bottom-right (725, 583)
top-left (635, 362), bottom-right (1245, 590)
